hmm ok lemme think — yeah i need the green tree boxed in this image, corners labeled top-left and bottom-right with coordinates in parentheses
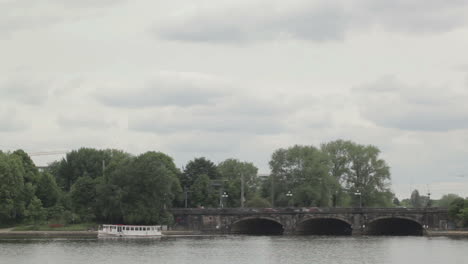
top-left (244, 195), bottom-right (271, 208)
top-left (35, 172), bottom-right (61, 208)
top-left (108, 151), bottom-right (182, 224)
top-left (410, 190), bottom-right (422, 208)
top-left (70, 176), bottom-right (97, 222)
top-left (12, 149), bottom-right (40, 184)
top-left (25, 197), bottom-right (46, 226)
top-left (217, 159), bottom-right (258, 208)
top-left (53, 148), bottom-right (112, 191)
top-left (181, 157), bottom-right (220, 188)
top-left (0, 152), bottom-right (27, 223)
top-left (435, 194), bottom-right (461, 208)
top-left (269, 145), bottom-right (332, 207)
top-left (338, 142), bottom-right (392, 207)
top-left (190, 174), bottom-right (218, 208)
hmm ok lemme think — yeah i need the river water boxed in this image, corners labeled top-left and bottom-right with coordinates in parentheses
top-left (0, 236), bottom-right (467, 264)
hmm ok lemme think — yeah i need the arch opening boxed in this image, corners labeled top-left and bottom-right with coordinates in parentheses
top-left (296, 218), bottom-right (352, 236)
top-left (231, 218), bottom-right (284, 235)
top-left (367, 218), bottom-right (423, 236)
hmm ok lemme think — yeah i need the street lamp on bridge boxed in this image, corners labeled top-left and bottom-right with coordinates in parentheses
top-left (354, 190), bottom-right (362, 208)
top-left (286, 190), bottom-right (293, 207)
top-left (221, 192), bottom-right (229, 208)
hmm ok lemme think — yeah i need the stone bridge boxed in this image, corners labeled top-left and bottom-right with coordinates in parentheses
top-left (171, 207), bottom-right (450, 236)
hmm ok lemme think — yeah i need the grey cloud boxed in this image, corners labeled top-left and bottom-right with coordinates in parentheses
top-left (0, 0), bottom-right (124, 34)
top-left (157, 4), bottom-right (350, 43)
top-left (129, 113), bottom-right (285, 135)
top-left (354, 76), bottom-right (468, 131)
top-left (156, 0), bottom-right (468, 43)
top-left (0, 108), bottom-right (28, 132)
top-left (362, 0), bottom-right (468, 33)
top-left (97, 73), bottom-right (231, 108)
top-left (0, 79), bottom-right (50, 105)
top-left (127, 93), bottom-right (304, 135)
top-left (57, 115), bottom-right (117, 130)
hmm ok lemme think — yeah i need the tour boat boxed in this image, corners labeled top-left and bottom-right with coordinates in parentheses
top-left (98, 224), bottom-right (163, 238)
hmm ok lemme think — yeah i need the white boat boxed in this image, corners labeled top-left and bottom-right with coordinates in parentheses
top-left (98, 224), bottom-right (162, 238)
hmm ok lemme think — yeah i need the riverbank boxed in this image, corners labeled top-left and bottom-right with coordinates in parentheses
top-left (0, 229), bottom-right (203, 238)
top-left (426, 230), bottom-right (468, 237)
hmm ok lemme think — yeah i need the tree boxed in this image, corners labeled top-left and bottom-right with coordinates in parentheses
top-left (107, 151), bottom-right (182, 224)
top-left (52, 148), bottom-right (113, 191)
top-left (410, 190), bottom-right (422, 208)
top-left (35, 172), bottom-right (61, 208)
top-left (70, 176), bottom-right (97, 222)
top-left (327, 141), bottom-right (392, 207)
top-left (12, 149), bottom-right (40, 184)
top-left (181, 157), bottom-right (220, 188)
top-left (448, 198), bottom-right (468, 227)
top-left (180, 157), bottom-right (220, 207)
top-left (217, 159), bottom-right (258, 208)
top-left (0, 152), bottom-right (27, 223)
top-left (244, 195), bottom-right (271, 208)
top-left (190, 174), bottom-right (218, 208)
top-left (435, 194), bottom-right (461, 208)
top-left (25, 197), bottom-right (46, 226)
top-left (269, 145), bottom-right (332, 207)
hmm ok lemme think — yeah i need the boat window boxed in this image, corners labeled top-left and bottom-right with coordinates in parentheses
top-left (131, 227), bottom-right (134, 231)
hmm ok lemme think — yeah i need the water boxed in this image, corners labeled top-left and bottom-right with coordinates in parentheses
top-left (0, 236), bottom-right (467, 264)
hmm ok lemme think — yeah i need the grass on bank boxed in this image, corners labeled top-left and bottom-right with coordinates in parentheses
top-left (12, 223), bottom-right (97, 231)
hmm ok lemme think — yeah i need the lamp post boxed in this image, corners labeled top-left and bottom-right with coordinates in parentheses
top-left (286, 190), bottom-right (293, 207)
top-left (354, 190), bottom-right (362, 208)
top-left (240, 172), bottom-right (245, 208)
top-left (221, 191), bottom-right (229, 208)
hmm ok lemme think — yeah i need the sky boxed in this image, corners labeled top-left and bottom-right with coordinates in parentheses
top-left (1, 0), bottom-right (468, 199)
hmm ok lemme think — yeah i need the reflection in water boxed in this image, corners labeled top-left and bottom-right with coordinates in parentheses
top-left (295, 218), bottom-right (352, 235)
top-left (0, 236), bottom-right (467, 264)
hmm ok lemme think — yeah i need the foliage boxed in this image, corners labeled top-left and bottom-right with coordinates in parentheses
top-left (410, 190), bottom-right (422, 208)
top-left (217, 159), bottom-right (259, 207)
top-left (245, 195), bottom-right (271, 208)
top-left (269, 145), bottom-right (332, 207)
top-left (190, 174), bottom-right (218, 208)
top-left (434, 194), bottom-right (461, 208)
top-left (0, 151), bottom-right (28, 223)
top-left (35, 172), bottom-right (61, 208)
top-left (25, 197), bottom-right (46, 225)
top-left (448, 198), bottom-right (468, 227)
top-left (181, 157), bottom-right (220, 188)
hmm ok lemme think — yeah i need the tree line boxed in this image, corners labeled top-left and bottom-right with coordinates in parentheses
top-left (1, 139), bottom-right (463, 226)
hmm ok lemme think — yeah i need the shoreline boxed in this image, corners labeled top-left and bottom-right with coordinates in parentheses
top-left (1, 230), bottom-right (467, 238)
top-left (426, 230), bottom-right (468, 237)
top-left (0, 230), bottom-right (204, 238)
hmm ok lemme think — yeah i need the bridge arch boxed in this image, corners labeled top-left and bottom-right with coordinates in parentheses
top-left (295, 216), bottom-right (353, 235)
top-left (366, 216), bottom-right (423, 236)
top-left (230, 217), bottom-right (284, 235)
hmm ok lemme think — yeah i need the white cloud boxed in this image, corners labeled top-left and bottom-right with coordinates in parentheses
top-left (96, 71), bottom-right (231, 108)
top-left (0, 107), bottom-right (28, 132)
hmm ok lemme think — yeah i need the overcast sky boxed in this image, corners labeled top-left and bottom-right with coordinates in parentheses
top-left (1, 0), bottom-right (468, 199)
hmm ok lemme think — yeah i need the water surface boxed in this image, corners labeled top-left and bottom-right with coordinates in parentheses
top-left (0, 236), bottom-right (466, 264)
